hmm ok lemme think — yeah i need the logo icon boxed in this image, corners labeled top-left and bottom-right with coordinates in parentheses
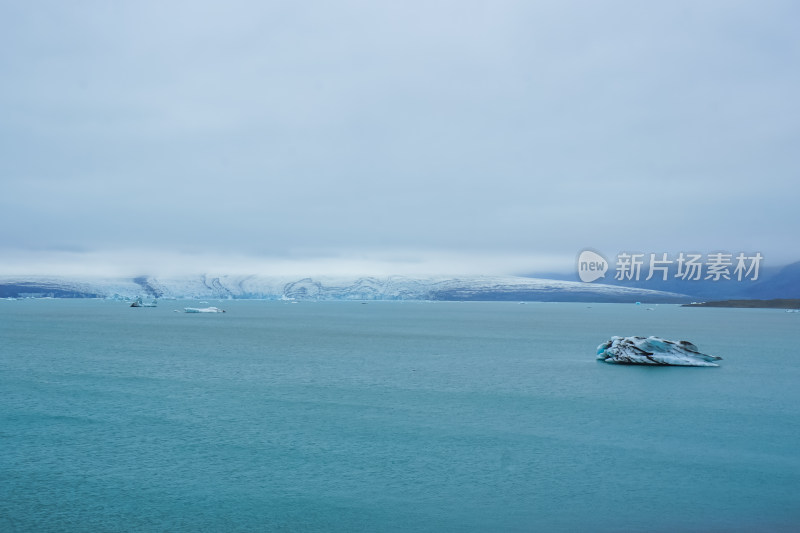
top-left (577, 249), bottom-right (608, 283)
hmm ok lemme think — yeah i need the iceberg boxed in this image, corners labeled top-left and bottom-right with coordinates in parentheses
top-left (130, 297), bottom-right (157, 307)
top-left (597, 336), bottom-right (722, 366)
top-left (184, 306), bottom-right (226, 313)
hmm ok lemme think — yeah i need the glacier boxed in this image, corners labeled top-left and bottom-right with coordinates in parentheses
top-left (597, 336), bottom-right (722, 366)
top-left (0, 274), bottom-right (690, 303)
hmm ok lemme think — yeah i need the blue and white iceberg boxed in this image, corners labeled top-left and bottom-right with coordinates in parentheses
top-left (597, 336), bottom-right (722, 366)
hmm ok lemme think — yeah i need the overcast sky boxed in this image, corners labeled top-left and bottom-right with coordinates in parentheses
top-left (1, 1), bottom-right (798, 277)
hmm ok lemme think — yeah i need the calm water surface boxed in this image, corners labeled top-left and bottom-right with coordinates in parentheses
top-left (1, 300), bottom-right (799, 531)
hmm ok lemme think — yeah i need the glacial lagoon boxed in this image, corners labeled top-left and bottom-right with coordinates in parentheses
top-left (2, 300), bottom-right (799, 531)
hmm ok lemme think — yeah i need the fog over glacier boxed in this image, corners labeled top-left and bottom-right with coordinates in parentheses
top-left (1, 1), bottom-right (798, 276)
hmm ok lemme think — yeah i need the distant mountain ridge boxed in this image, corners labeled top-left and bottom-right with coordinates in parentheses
top-left (528, 260), bottom-right (800, 300)
top-left (0, 274), bottom-right (690, 303)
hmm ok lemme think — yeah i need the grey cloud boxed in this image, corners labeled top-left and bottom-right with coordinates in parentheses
top-left (1, 0), bottom-right (798, 274)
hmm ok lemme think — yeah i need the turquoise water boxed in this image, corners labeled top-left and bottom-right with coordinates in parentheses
top-left (2, 300), bottom-right (799, 532)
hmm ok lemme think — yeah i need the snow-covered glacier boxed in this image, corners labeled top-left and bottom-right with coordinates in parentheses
top-left (0, 274), bottom-right (690, 303)
top-left (597, 336), bottom-right (722, 366)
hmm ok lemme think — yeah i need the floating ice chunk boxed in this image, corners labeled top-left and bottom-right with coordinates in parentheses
top-left (184, 306), bottom-right (226, 313)
top-left (597, 336), bottom-right (721, 366)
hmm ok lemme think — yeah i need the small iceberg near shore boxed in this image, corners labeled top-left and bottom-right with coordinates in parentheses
top-left (130, 297), bottom-right (157, 308)
top-left (597, 336), bottom-right (722, 366)
top-left (183, 306), bottom-right (226, 313)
